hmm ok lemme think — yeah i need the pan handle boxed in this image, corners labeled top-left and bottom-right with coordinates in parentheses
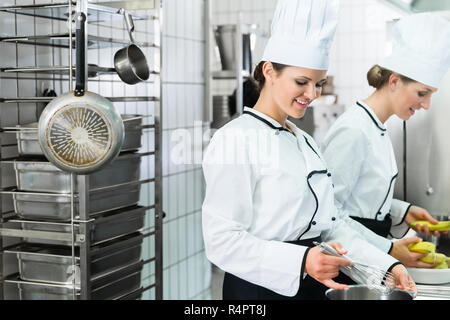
top-left (75, 12), bottom-right (87, 97)
top-left (120, 8), bottom-right (136, 44)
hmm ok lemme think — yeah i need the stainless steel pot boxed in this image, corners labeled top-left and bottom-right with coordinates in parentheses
top-left (325, 285), bottom-right (415, 300)
top-left (114, 9), bottom-right (150, 85)
top-left (38, 12), bottom-right (124, 174)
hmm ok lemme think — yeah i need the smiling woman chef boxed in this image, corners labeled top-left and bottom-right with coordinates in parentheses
top-left (321, 13), bottom-right (450, 269)
top-left (202, 0), bottom-right (415, 300)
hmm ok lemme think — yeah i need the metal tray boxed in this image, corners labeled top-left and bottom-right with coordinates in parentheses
top-left (16, 114), bottom-right (143, 157)
top-left (17, 261), bottom-right (143, 300)
top-left (0, 33), bottom-right (156, 50)
top-left (16, 233), bottom-right (143, 285)
top-left (121, 115), bottom-right (144, 152)
top-left (14, 154), bottom-right (141, 194)
top-left (0, 2), bottom-right (149, 22)
top-left (20, 206), bottom-right (146, 246)
top-left (13, 184), bottom-right (141, 221)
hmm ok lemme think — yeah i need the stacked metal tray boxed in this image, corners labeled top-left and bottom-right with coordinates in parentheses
top-left (16, 232), bottom-right (143, 285)
top-left (11, 154), bottom-right (142, 221)
top-left (13, 184), bottom-right (141, 221)
top-left (20, 206), bottom-right (147, 246)
top-left (16, 261), bottom-right (143, 300)
top-left (5, 113), bottom-right (147, 299)
top-left (14, 154), bottom-right (141, 194)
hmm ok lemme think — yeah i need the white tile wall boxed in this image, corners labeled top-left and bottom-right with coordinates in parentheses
top-left (160, 0), bottom-right (210, 300)
top-left (328, 0), bottom-right (406, 109)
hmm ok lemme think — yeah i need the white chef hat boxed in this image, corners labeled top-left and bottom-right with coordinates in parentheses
top-left (261, 0), bottom-right (340, 70)
top-left (379, 13), bottom-right (450, 89)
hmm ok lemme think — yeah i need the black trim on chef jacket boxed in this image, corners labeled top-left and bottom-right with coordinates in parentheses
top-left (388, 242), bottom-right (394, 255)
top-left (243, 110), bottom-right (293, 135)
top-left (388, 203), bottom-right (413, 239)
top-left (296, 135), bottom-right (332, 240)
top-left (349, 173), bottom-right (398, 238)
top-left (303, 136), bottom-right (320, 158)
top-left (375, 173), bottom-right (399, 221)
top-left (297, 170), bottom-right (329, 240)
top-left (356, 101), bottom-right (387, 132)
top-left (387, 261), bottom-right (403, 274)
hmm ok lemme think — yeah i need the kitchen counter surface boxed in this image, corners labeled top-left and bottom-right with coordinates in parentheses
top-left (416, 283), bottom-right (450, 300)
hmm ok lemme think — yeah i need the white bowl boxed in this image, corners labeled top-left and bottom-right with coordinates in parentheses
top-left (407, 267), bottom-right (450, 285)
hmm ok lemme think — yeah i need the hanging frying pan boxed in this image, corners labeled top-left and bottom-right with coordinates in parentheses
top-left (38, 12), bottom-right (124, 174)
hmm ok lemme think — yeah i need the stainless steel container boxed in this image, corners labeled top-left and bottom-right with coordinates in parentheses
top-left (17, 233), bottom-right (143, 285)
top-left (16, 114), bottom-right (143, 157)
top-left (14, 154), bottom-right (141, 194)
top-left (18, 260), bottom-right (143, 300)
top-left (15, 123), bottom-right (42, 156)
top-left (13, 184), bottom-right (140, 221)
top-left (212, 95), bottom-right (231, 129)
top-left (325, 285), bottom-right (414, 300)
top-left (121, 115), bottom-right (143, 152)
top-left (214, 25), bottom-right (252, 72)
top-left (21, 206), bottom-right (146, 246)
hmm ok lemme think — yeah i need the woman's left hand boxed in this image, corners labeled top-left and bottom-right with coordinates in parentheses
top-left (391, 264), bottom-right (417, 295)
top-left (404, 205), bottom-right (447, 237)
top-left (390, 237), bottom-right (434, 268)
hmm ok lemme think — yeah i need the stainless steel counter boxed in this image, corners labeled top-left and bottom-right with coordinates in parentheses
top-left (416, 283), bottom-right (450, 300)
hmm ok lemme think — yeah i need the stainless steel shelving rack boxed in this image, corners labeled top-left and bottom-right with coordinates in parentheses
top-left (0, 0), bottom-right (163, 300)
top-left (205, 0), bottom-right (268, 122)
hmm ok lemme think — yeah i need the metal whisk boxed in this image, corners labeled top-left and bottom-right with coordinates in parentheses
top-left (313, 241), bottom-right (397, 295)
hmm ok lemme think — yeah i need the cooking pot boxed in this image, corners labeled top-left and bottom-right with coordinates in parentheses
top-left (325, 285), bottom-right (415, 300)
top-left (38, 12), bottom-right (124, 174)
top-left (114, 9), bottom-right (150, 85)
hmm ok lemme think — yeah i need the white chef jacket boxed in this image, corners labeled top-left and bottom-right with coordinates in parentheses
top-left (321, 101), bottom-right (411, 246)
top-left (202, 107), bottom-right (399, 297)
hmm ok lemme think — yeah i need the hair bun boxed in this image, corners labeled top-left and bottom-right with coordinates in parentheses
top-left (367, 65), bottom-right (384, 89)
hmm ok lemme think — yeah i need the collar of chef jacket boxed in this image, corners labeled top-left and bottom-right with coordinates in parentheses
top-left (240, 107), bottom-right (338, 240)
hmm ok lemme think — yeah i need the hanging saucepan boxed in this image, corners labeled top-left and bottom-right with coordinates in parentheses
top-left (38, 12), bottom-right (124, 174)
top-left (114, 9), bottom-right (150, 85)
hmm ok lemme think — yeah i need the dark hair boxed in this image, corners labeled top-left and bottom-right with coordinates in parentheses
top-left (367, 65), bottom-right (415, 90)
top-left (229, 78), bottom-right (260, 114)
top-left (253, 61), bottom-right (288, 91)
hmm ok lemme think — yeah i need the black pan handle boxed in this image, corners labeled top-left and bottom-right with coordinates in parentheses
top-left (75, 12), bottom-right (87, 97)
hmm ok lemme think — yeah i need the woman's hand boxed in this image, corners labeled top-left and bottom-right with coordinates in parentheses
top-left (390, 237), bottom-right (435, 268)
top-left (305, 242), bottom-right (353, 290)
top-left (391, 264), bottom-right (417, 295)
top-left (405, 205), bottom-right (447, 237)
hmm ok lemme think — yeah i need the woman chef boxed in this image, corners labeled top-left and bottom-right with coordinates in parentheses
top-left (321, 13), bottom-right (450, 268)
top-left (202, 0), bottom-right (415, 300)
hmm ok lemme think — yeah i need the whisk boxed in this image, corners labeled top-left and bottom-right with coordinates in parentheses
top-left (313, 241), bottom-right (397, 295)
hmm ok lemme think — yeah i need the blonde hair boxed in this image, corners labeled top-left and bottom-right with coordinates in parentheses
top-left (367, 65), bottom-right (414, 90)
